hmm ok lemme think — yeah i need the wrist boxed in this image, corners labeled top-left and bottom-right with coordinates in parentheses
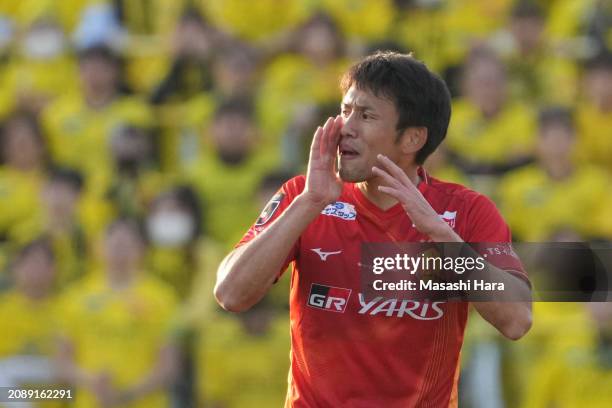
top-left (428, 223), bottom-right (462, 242)
top-left (297, 191), bottom-right (332, 213)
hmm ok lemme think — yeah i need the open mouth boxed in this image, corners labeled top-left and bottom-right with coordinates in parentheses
top-left (339, 146), bottom-right (359, 158)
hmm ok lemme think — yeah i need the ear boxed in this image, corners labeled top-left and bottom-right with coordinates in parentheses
top-left (397, 127), bottom-right (428, 155)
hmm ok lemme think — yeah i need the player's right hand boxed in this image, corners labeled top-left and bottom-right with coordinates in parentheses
top-left (302, 115), bottom-right (343, 208)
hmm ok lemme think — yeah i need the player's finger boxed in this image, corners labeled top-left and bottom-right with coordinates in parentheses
top-left (321, 117), bottom-right (334, 158)
top-left (372, 166), bottom-right (403, 190)
top-left (328, 115), bottom-right (343, 164)
top-left (309, 126), bottom-right (323, 161)
top-left (377, 154), bottom-right (414, 188)
top-left (378, 186), bottom-right (412, 209)
top-left (378, 185), bottom-right (403, 200)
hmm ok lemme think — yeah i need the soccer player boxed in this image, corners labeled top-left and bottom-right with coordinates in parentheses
top-left (214, 51), bottom-right (532, 407)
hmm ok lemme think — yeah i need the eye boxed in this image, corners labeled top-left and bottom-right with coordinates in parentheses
top-left (361, 112), bottom-right (371, 120)
top-left (341, 109), bottom-right (351, 117)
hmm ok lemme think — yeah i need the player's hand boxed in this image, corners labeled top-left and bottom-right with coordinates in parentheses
top-left (372, 154), bottom-right (459, 241)
top-left (302, 116), bottom-right (343, 208)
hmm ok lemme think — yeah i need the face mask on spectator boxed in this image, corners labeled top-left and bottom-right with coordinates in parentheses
top-left (22, 28), bottom-right (65, 59)
top-left (147, 212), bottom-right (195, 247)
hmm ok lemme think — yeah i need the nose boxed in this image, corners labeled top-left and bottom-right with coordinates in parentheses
top-left (340, 113), bottom-right (357, 138)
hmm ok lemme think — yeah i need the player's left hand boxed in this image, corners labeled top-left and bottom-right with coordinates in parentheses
top-left (372, 154), bottom-right (459, 241)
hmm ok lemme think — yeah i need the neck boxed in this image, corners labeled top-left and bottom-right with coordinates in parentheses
top-left (543, 159), bottom-right (573, 181)
top-left (106, 265), bottom-right (137, 290)
top-left (357, 164), bottom-right (420, 210)
top-left (85, 89), bottom-right (115, 109)
top-left (21, 287), bottom-right (48, 301)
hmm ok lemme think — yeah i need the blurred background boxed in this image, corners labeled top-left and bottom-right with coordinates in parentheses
top-left (0, 0), bottom-right (610, 407)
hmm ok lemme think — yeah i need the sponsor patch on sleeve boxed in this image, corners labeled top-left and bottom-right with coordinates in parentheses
top-left (255, 192), bottom-right (285, 226)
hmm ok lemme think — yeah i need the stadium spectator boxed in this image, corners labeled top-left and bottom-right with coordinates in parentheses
top-left (56, 218), bottom-right (179, 408)
top-left (257, 12), bottom-right (349, 148)
top-left (446, 46), bottom-right (536, 191)
top-left (575, 51), bottom-right (612, 174)
top-left (42, 45), bottom-right (154, 180)
top-left (491, 0), bottom-right (578, 104)
top-left (150, 8), bottom-right (216, 105)
top-left (10, 167), bottom-right (88, 288)
top-left (211, 44), bottom-right (259, 100)
top-left (199, 298), bottom-right (290, 408)
top-left (104, 125), bottom-right (165, 217)
top-left (523, 301), bottom-right (612, 407)
top-left (0, 17), bottom-right (77, 117)
top-left (496, 106), bottom-right (611, 241)
top-left (145, 185), bottom-right (204, 297)
top-left (0, 238), bottom-right (59, 389)
top-left (185, 98), bottom-right (276, 248)
top-left (0, 112), bottom-right (47, 241)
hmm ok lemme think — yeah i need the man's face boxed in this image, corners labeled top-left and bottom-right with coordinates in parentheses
top-left (211, 113), bottom-right (256, 161)
top-left (338, 86), bottom-right (403, 182)
top-left (79, 56), bottom-right (118, 94)
top-left (464, 59), bottom-right (506, 114)
top-left (104, 223), bottom-right (143, 272)
top-left (537, 123), bottom-right (574, 164)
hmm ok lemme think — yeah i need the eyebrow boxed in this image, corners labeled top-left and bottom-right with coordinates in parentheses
top-left (341, 101), bottom-right (376, 112)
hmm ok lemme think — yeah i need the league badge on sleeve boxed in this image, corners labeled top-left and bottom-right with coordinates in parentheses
top-left (255, 192), bottom-right (285, 226)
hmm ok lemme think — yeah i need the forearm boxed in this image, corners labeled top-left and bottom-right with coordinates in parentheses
top-left (431, 228), bottom-right (532, 340)
top-left (214, 193), bottom-right (324, 312)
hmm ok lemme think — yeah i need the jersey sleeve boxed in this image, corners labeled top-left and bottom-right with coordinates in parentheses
top-left (235, 175), bottom-right (306, 277)
top-left (465, 194), bottom-right (530, 284)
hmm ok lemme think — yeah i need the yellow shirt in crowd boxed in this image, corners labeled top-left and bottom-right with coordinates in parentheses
top-left (0, 55), bottom-right (78, 119)
top-left (0, 168), bottom-right (43, 236)
top-left (199, 0), bottom-right (308, 43)
top-left (42, 94), bottom-right (154, 178)
top-left (446, 99), bottom-right (536, 167)
top-left (59, 273), bottom-right (177, 408)
top-left (0, 291), bottom-right (59, 357)
top-left (184, 147), bottom-right (276, 249)
top-left (198, 312), bottom-right (290, 408)
top-left (575, 103), bottom-right (612, 175)
top-left (522, 303), bottom-right (611, 408)
top-left (257, 54), bottom-right (349, 145)
top-left (496, 164), bottom-right (612, 240)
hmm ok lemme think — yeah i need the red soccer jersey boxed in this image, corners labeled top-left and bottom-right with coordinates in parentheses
top-left (237, 168), bottom-right (527, 407)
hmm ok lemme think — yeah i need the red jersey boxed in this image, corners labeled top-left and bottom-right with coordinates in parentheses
top-left (237, 168), bottom-right (527, 407)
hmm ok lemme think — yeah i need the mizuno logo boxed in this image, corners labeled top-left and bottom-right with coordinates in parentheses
top-left (311, 248), bottom-right (342, 261)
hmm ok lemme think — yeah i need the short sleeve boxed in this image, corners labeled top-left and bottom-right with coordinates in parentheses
top-left (465, 194), bottom-right (530, 284)
top-left (235, 175), bottom-right (306, 277)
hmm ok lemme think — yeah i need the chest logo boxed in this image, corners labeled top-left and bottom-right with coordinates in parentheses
top-left (307, 284), bottom-right (352, 313)
top-left (321, 201), bottom-right (357, 221)
top-left (311, 248), bottom-right (342, 261)
top-left (438, 210), bottom-right (457, 228)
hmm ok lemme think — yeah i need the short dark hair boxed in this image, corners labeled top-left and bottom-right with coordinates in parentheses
top-left (151, 185), bottom-right (204, 238)
top-left (106, 217), bottom-right (146, 244)
top-left (214, 97), bottom-right (255, 120)
top-left (511, 0), bottom-right (545, 20)
top-left (340, 51), bottom-right (452, 164)
top-left (0, 111), bottom-right (48, 165)
top-left (48, 166), bottom-right (84, 192)
top-left (15, 237), bottom-right (55, 264)
top-left (583, 50), bottom-right (612, 73)
top-left (538, 106), bottom-right (575, 133)
top-left (77, 44), bottom-right (121, 66)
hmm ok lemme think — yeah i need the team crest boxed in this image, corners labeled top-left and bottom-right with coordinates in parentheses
top-left (255, 192), bottom-right (285, 226)
top-left (438, 210), bottom-right (457, 228)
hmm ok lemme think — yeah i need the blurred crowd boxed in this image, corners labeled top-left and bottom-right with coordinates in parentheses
top-left (0, 0), bottom-right (610, 407)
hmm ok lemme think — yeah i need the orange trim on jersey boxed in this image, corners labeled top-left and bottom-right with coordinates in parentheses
top-left (448, 350), bottom-right (461, 408)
